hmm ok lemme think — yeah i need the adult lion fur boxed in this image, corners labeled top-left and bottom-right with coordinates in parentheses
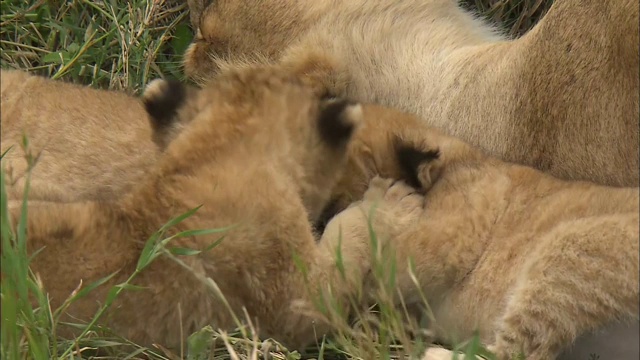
top-left (184, 0), bottom-right (640, 187)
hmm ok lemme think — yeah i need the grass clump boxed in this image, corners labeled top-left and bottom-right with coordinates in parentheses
top-left (461, 0), bottom-right (554, 37)
top-left (1, 150), bottom-right (50, 360)
top-left (0, 0), bottom-right (192, 94)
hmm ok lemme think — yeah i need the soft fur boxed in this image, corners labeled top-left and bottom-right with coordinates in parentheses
top-left (321, 111), bottom-right (640, 359)
top-left (1, 69), bottom-right (160, 202)
top-left (3, 69), bottom-right (637, 359)
top-left (4, 65), bottom-right (385, 348)
top-left (0, 67), bottom-right (433, 352)
top-left (0, 70), bottom-right (434, 208)
top-left (184, 0), bottom-right (639, 187)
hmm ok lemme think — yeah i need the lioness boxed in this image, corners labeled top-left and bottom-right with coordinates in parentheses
top-left (321, 112), bottom-right (639, 359)
top-left (184, 0), bottom-right (639, 187)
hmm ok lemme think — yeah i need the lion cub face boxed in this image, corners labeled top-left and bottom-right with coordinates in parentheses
top-left (142, 65), bottom-right (363, 221)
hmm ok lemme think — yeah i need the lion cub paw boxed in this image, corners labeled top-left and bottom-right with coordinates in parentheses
top-left (323, 177), bottom-right (424, 240)
top-left (354, 176), bottom-right (424, 237)
top-left (320, 177), bottom-right (424, 280)
top-left (363, 176), bottom-right (419, 203)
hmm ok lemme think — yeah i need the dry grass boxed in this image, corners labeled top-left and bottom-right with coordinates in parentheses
top-left (1, 0), bottom-right (190, 94)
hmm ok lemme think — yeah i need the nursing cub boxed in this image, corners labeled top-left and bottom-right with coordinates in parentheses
top-left (184, 0), bottom-right (639, 187)
top-left (6, 65), bottom-right (419, 349)
top-left (323, 112), bottom-right (640, 359)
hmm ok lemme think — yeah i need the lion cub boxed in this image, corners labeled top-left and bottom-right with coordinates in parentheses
top-left (5, 66), bottom-right (413, 349)
top-left (324, 112), bottom-right (640, 359)
top-left (184, 0), bottom-right (639, 187)
top-left (1, 69), bottom-right (160, 202)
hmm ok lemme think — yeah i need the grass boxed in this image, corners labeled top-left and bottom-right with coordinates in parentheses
top-left (0, 1), bottom-right (551, 359)
top-left (1, 0), bottom-right (191, 94)
top-left (463, 0), bottom-right (554, 37)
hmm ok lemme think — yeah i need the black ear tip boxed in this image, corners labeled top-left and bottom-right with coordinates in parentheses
top-left (318, 98), bottom-right (363, 147)
top-left (394, 138), bottom-right (440, 188)
top-left (142, 78), bottom-right (186, 128)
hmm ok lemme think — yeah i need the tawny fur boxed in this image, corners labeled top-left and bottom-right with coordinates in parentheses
top-left (1, 69), bottom-right (160, 202)
top-left (3, 65), bottom-right (420, 350)
top-left (184, 0), bottom-right (639, 187)
top-left (0, 69), bottom-right (427, 206)
top-left (2, 69), bottom-right (637, 359)
top-left (0, 68), bottom-right (418, 351)
top-left (322, 112), bottom-right (640, 359)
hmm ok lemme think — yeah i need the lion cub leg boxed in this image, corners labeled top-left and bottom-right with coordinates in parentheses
top-left (489, 215), bottom-right (640, 360)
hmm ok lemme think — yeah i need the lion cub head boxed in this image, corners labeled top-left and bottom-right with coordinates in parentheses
top-left (142, 65), bottom-right (364, 221)
top-left (311, 103), bottom-right (490, 232)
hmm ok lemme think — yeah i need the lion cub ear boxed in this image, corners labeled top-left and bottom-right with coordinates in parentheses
top-left (317, 98), bottom-right (364, 148)
top-left (394, 137), bottom-right (443, 191)
top-left (142, 79), bottom-right (198, 150)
